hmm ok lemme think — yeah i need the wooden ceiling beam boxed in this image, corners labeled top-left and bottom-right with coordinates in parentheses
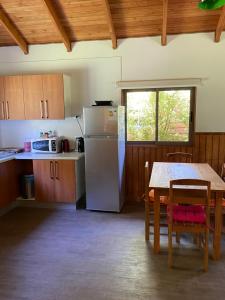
top-left (215, 6), bottom-right (225, 43)
top-left (42, 0), bottom-right (71, 52)
top-left (161, 0), bottom-right (168, 46)
top-left (102, 0), bottom-right (117, 49)
top-left (0, 6), bottom-right (28, 54)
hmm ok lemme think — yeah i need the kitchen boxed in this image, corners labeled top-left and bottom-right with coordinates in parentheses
top-left (0, 58), bottom-right (123, 210)
top-left (0, 101), bottom-right (124, 213)
top-left (1, 0), bottom-right (225, 299)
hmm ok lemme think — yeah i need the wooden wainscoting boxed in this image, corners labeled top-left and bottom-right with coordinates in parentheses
top-left (125, 133), bottom-right (225, 201)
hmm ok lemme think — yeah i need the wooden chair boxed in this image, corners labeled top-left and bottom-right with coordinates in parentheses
top-left (167, 152), bottom-right (194, 243)
top-left (144, 161), bottom-right (168, 241)
top-left (210, 163), bottom-right (225, 231)
top-left (168, 179), bottom-right (211, 272)
top-left (221, 163), bottom-right (225, 181)
top-left (145, 152), bottom-right (193, 241)
top-left (144, 162), bottom-right (151, 241)
top-left (166, 152), bottom-right (193, 163)
top-left (220, 164), bottom-right (225, 230)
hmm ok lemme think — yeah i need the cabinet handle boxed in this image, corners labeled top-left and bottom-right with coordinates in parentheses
top-left (50, 161), bottom-right (54, 179)
top-left (55, 161), bottom-right (59, 180)
top-left (1, 102), bottom-right (5, 119)
top-left (40, 101), bottom-right (44, 119)
top-left (44, 100), bottom-right (49, 119)
top-left (6, 101), bottom-right (9, 119)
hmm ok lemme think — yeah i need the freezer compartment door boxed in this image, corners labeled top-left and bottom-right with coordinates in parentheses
top-left (83, 106), bottom-right (118, 136)
top-left (84, 137), bottom-right (120, 212)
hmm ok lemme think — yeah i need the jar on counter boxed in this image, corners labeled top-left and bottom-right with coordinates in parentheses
top-left (24, 141), bottom-right (31, 152)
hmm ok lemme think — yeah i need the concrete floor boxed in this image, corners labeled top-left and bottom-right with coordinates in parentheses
top-left (0, 204), bottom-right (224, 300)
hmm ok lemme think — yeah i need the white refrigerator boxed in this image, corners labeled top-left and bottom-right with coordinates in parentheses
top-left (83, 106), bottom-right (125, 212)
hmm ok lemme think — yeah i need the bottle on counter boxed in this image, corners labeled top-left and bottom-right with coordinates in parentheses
top-left (24, 139), bottom-right (31, 152)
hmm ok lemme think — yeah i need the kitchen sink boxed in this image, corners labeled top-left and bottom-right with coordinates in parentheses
top-left (0, 151), bottom-right (14, 159)
top-left (0, 150), bottom-right (15, 159)
top-left (0, 148), bottom-right (23, 159)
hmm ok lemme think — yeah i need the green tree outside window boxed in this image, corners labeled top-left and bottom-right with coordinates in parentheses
top-left (126, 89), bottom-right (192, 143)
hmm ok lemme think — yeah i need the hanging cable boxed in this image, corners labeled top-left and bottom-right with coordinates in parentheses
top-left (75, 116), bottom-right (84, 136)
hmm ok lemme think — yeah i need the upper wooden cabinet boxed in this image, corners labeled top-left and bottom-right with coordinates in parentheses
top-left (23, 74), bottom-right (71, 120)
top-left (22, 75), bottom-right (43, 120)
top-left (0, 77), bottom-right (5, 120)
top-left (0, 73), bottom-right (71, 120)
top-left (42, 74), bottom-right (66, 120)
top-left (0, 76), bottom-right (25, 120)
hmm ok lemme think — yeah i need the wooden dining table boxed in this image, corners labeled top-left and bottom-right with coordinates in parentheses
top-left (149, 162), bottom-right (225, 260)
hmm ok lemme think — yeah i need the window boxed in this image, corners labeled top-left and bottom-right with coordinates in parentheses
top-left (124, 87), bottom-right (195, 144)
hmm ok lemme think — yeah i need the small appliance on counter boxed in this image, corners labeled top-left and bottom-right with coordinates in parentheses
top-left (75, 137), bottom-right (84, 152)
top-left (61, 139), bottom-right (70, 152)
top-left (93, 100), bottom-right (113, 106)
top-left (31, 137), bottom-right (63, 153)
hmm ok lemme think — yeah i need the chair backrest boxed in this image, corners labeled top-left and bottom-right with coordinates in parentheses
top-left (166, 152), bottom-right (193, 163)
top-left (221, 163), bottom-right (225, 182)
top-left (168, 179), bottom-right (211, 225)
top-left (144, 161), bottom-right (150, 201)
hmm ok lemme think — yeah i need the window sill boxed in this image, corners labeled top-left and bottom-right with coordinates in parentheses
top-left (126, 140), bottom-right (193, 147)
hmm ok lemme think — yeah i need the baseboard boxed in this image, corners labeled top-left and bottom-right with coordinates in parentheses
top-left (0, 201), bottom-right (19, 216)
top-left (0, 198), bottom-right (80, 216)
top-left (16, 198), bottom-right (77, 211)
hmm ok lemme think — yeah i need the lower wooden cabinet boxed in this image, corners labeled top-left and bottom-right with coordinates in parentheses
top-left (0, 160), bottom-right (18, 208)
top-left (33, 160), bottom-right (76, 203)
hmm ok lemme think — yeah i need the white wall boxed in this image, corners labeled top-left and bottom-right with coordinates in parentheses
top-left (0, 33), bottom-right (225, 147)
top-left (0, 54), bottom-right (121, 147)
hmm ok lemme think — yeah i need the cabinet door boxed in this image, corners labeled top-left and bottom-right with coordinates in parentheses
top-left (23, 75), bottom-right (44, 120)
top-left (4, 76), bottom-right (25, 120)
top-left (0, 160), bottom-right (18, 208)
top-left (33, 160), bottom-right (55, 202)
top-left (0, 77), bottom-right (5, 120)
top-left (54, 160), bottom-right (76, 203)
top-left (42, 74), bottom-right (65, 119)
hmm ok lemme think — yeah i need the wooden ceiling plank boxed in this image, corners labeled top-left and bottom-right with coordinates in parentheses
top-left (102, 0), bottom-right (117, 49)
top-left (42, 0), bottom-right (71, 52)
top-left (0, 7), bottom-right (28, 54)
top-left (215, 6), bottom-right (225, 43)
top-left (162, 0), bottom-right (168, 46)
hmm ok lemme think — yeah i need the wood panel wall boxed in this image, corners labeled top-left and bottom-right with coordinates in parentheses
top-left (125, 133), bottom-right (225, 201)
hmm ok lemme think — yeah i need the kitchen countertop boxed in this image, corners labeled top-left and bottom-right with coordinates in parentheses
top-left (0, 152), bottom-right (84, 163)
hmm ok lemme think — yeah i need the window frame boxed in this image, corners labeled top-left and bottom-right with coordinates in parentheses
top-left (122, 86), bottom-right (196, 146)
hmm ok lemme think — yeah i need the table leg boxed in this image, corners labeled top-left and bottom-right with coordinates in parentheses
top-left (213, 192), bottom-right (222, 260)
top-left (154, 189), bottom-right (160, 254)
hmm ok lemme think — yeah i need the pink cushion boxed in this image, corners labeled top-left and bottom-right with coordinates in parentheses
top-left (168, 205), bottom-right (206, 224)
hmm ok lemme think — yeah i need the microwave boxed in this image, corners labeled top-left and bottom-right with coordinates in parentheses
top-left (31, 137), bottom-right (63, 153)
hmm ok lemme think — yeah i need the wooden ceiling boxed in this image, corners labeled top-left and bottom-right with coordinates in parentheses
top-left (0, 0), bottom-right (224, 54)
